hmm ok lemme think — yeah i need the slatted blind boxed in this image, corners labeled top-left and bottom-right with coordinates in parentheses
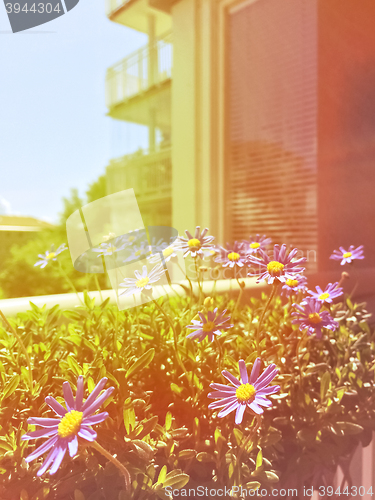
top-left (227, 0), bottom-right (318, 268)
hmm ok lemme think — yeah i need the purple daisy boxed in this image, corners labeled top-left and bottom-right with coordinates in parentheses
top-left (214, 241), bottom-right (248, 269)
top-left (330, 245), bottom-right (364, 265)
top-left (281, 275), bottom-right (308, 297)
top-left (34, 244), bottom-right (67, 269)
top-left (247, 244), bottom-right (306, 284)
top-left (307, 282), bottom-right (343, 304)
top-left (208, 359), bottom-right (280, 424)
top-left (186, 308), bottom-right (233, 342)
top-left (22, 377), bottom-right (114, 476)
top-left (175, 226), bottom-right (215, 258)
top-left (292, 298), bottom-right (339, 339)
top-left (243, 234), bottom-right (272, 255)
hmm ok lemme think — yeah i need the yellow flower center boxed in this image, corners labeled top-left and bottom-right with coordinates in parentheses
top-left (319, 292), bottom-right (330, 301)
top-left (236, 383), bottom-right (256, 403)
top-left (136, 277), bottom-right (150, 288)
top-left (128, 236), bottom-right (136, 242)
top-left (58, 410), bottom-right (83, 438)
top-left (202, 321), bottom-right (216, 332)
top-left (309, 312), bottom-right (322, 324)
top-left (286, 279), bottom-right (298, 287)
top-left (188, 238), bottom-right (201, 249)
top-left (106, 246), bottom-right (116, 254)
top-left (228, 252), bottom-right (240, 262)
top-left (250, 242), bottom-right (260, 249)
top-left (209, 249), bottom-right (216, 255)
top-left (163, 247), bottom-right (174, 257)
top-left (267, 261), bottom-right (284, 276)
top-left (46, 252), bottom-right (56, 260)
top-left (135, 250), bottom-right (142, 256)
top-left (343, 252), bottom-right (352, 259)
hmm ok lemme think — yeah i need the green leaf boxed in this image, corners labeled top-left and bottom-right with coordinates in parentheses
top-left (123, 406), bottom-right (135, 435)
top-left (196, 452), bottom-right (215, 462)
top-left (2, 374), bottom-right (20, 400)
top-left (214, 428), bottom-right (226, 452)
top-left (74, 490), bottom-right (85, 500)
top-left (165, 411), bottom-right (172, 431)
top-left (87, 377), bottom-right (95, 393)
top-left (163, 472), bottom-right (190, 489)
top-left (67, 355), bottom-right (82, 376)
top-left (0, 438), bottom-right (13, 452)
top-left (157, 465), bottom-right (167, 484)
top-left (84, 290), bottom-right (95, 309)
top-left (126, 349), bottom-right (155, 379)
top-left (135, 415), bottom-right (158, 440)
top-left (246, 482), bottom-right (261, 491)
top-left (178, 449), bottom-right (196, 460)
top-left (130, 440), bottom-right (154, 461)
top-left (20, 490), bottom-right (29, 500)
top-left (320, 371), bottom-right (331, 400)
top-left (305, 363), bottom-right (329, 374)
top-left (170, 383), bottom-right (183, 395)
top-left (233, 428), bottom-right (243, 445)
top-left (100, 297), bottom-right (111, 309)
top-left (336, 422), bottom-right (364, 435)
top-left (297, 428), bottom-right (317, 443)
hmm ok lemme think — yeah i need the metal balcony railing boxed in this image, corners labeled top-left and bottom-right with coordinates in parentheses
top-left (106, 32), bottom-right (172, 109)
top-left (106, 147), bottom-right (172, 201)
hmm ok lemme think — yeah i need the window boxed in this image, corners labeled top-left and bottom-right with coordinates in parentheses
top-left (227, 0), bottom-right (317, 267)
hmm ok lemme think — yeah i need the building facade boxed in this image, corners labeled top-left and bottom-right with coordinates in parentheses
top-left (105, 0), bottom-right (173, 228)
top-left (105, 0), bottom-right (375, 301)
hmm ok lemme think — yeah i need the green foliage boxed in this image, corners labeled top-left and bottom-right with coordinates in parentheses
top-left (0, 286), bottom-right (374, 499)
top-left (0, 180), bottom-right (109, 299)
top-left (86, 175), bottom-right (107, 205)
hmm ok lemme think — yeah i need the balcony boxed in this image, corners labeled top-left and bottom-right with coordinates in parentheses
top-left (106, 147), bottom-right (172, 205)
top-left (106, 32), bottom-right (172, 126)
top-left (105, 0), bottom-right (130, 16)
top-left (105, 0), bottom-right (172, 36)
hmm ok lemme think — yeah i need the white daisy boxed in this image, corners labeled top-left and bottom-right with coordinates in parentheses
top-left (119, 264), bottom-right (165, 297)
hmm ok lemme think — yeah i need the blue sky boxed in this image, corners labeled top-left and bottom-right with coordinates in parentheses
top-left (0, 0), bottom-right (147, 223)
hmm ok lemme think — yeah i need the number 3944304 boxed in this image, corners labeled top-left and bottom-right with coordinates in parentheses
top-left (5, 3), bottom-right (61, 14)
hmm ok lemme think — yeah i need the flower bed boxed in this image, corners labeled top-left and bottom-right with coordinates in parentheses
top-left (0, 231), bottom-right (374, 500)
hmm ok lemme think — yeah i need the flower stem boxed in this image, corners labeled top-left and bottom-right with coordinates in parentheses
top-left (337, 271), bottom-right (349, 289)
top-left (236, 414), bottom-right (262, 484)
top-left (152, 299), bottom-right (193, 396)
top-left (194, 258), bottom-right (203, 304)
top-left (177, 262), bottom-right (193, 300)
top-left (90, 440), bottom-right (131, 491)
top-left (215, 336), bottom-right (223, 374)
top-left (94, 274), bottom-right (103, 302)
top-left (256, 283), bottom-right (278, 356)
top-left (0, 309), bottom-right (33, 392)
top-left (57, 260), bottom-right (84, 306)
top-left (234, 278), bottom-right (244, 315)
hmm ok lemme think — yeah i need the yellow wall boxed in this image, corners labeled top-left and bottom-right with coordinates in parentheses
top-left (171, 0), bottom-right (226, 240)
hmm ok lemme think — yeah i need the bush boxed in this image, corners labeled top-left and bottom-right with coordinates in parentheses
top-left (0, 183), bottom-right (108, 299)
top-left (0, 270), bottom-right (374, 499)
